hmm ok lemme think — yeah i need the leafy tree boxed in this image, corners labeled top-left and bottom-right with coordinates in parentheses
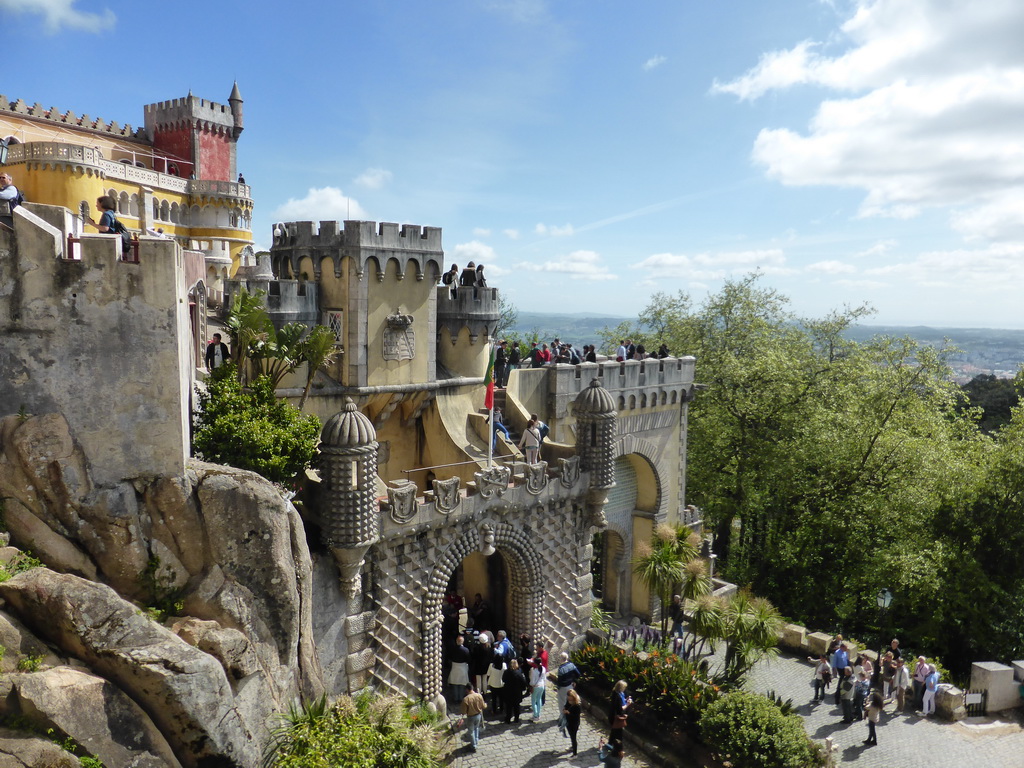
top-left (298, 325), bottom-right (341, 411)
top-left (633, 523), bottom-right (706, 634)
top-left (959, 374), bottom-right (1019, 434)
top-left (494, 293), bottom-right (519, 340)
top-left (193, 365), bottom-right (321, 484)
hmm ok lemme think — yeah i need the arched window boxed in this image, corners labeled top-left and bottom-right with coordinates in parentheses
top-left (118, 191), bottom-right (130, 215)
top-left (129, 194), bottom-right (139, 217)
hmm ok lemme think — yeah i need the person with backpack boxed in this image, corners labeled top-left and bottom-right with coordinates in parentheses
top-left (0, 172), bottom-right (24, 227)
top-left (86, 196), bottom-right (131, 255)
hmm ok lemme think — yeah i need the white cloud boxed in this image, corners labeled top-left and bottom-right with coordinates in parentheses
top-left (634, 248), bottom-right (794, 279)
top-left (0, 0), bottom-right (114, 32)
top-left (516, 250), bottom-right (616, 280)
top-left (806, 260), bottom-right (856, 274)
top-left (534, 222), bottom-right (575, 237)
top-left (503, 229), bottom-right (520, 240)
top-left (472, 227), bottom-right (492, 237)
top-left (643, 55), bottom-right (667, 71)
top-left (854, 239), bottom-right (898, 258)
top-left (270, 187), bottom-right (368, 222)
top-left (451, 240), bottom-right (499, 265)
top-left (714, 1), bottom-right (1024, 243)
top-left (863, 241), bottom-right (1024, 288)
top-left (353, 168), bottom-right (393, 190)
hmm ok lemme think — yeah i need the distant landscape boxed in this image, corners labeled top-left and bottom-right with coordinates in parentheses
top-left (508, 313), bottom-right (1024, 381)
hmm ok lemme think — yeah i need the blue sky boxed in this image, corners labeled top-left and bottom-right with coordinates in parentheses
top-left (4, 0), bottom-right (1023, 328)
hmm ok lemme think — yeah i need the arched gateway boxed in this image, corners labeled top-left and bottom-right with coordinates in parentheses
top-left (421, 522), bottom-right (545, 702)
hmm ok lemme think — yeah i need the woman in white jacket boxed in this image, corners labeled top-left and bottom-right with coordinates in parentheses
top-left (519, 419), bottom-right (542, 464)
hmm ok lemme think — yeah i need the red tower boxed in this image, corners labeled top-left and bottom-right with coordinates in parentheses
top-left (143, 83), bottom-right (244, 181)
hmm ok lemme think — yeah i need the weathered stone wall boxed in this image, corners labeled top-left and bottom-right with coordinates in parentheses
top-left (0, 205), bottom-right (190, 485)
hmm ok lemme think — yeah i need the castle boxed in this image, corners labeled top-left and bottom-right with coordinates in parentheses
top-left (0, 88), bottom-right (697, 714)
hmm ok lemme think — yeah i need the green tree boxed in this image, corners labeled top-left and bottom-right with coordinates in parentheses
top-left (193, 365), bottom-right (321, 484)
top-left (494, 293), bottom-right (519, 340)
top-left (633, 524), bottom-right (706, 634)
top-left (298, 325), bottom-right (341, 411)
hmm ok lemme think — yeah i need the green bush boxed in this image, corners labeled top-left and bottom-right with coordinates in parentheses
top-left (0, 551), bottom-right (43, 583)
top-left (263, 693), bottom-right (451, 768)
top-left (699, 691), bottom-right (825, 768)
top-left (193, 366), bottom-right (320, 485)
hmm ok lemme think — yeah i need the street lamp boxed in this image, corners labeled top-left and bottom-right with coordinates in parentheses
top-left (874, 589), bottom-right (893, 690)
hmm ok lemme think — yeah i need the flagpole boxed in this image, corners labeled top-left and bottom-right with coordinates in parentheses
top-left (487, 340), bottom-right (494, 468)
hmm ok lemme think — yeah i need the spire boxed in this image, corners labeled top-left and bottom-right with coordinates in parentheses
top-left (228, 81), bottom-right (242, 103)
top-left (228, 81), bottom-right (244, 136)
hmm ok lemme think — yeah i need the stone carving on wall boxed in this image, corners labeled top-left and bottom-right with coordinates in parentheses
top-left (383, 312), bottom-right (415, 360)
top-left (432, 476), bottom-right (461, 514)
top-left (387, 481), bottom-right (419, 524)
top-left (474, 465), bottom-right (511, 499)
top-left (479, 523), bottom-right (496, 556)
top-left (558, 456), bottom-right (581, 488)
top-left (524, 462), bottom-right (548, 495)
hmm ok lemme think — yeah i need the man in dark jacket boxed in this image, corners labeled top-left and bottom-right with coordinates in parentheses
top-left (502, 659), bottom-right (528, 722)
top-left (205, 333), bottom-right (230, 371)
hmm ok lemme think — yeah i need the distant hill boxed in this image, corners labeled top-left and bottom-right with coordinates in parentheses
top-left (505, 313), bottom-right (1024, 379)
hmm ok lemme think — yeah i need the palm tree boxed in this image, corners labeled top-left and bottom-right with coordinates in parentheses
top-left (633, 539), bottom-right (684, 634)
top-left (720, 590), bottom-right (782, 684)
top-left (298, 325), bottom-right (341, 411)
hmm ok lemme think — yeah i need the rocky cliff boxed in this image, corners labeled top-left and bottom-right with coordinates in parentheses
top-left (0, 414), bottom-right (325, 767)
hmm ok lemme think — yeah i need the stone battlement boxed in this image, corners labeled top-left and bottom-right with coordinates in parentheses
top-left (143, 95), bottom-right (238, 133)
top-left (273, 220), bottom-right (443, 253)
top-left (0, 95), bottom-right (146, 141)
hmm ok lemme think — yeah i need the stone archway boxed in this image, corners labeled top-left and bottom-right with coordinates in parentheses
top-left (421, 521), bottom-right (544, 703)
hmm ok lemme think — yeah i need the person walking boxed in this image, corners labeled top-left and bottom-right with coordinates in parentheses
top-left (839, 667), bottom-right (856, 723)
top-left (529, 655), bottom-right (547, 720)
top-left (563, 688), bottom-right (582, 756)
top-left (812, 654), bottom-right (831, 702)
top-left (923, 665), bottom-right (940, 716)
top-left (460, 683), bottom-right (487, 752)
top-left (832, 643), bottom-right (850, 706)
top-left (864, 691), bottom-right (883, 746)
top-left (609, 679), bottom-right (632, 742)
top-left (448, 634), bottom-right (471, 708)
top-left (893, 657), bottom-right (911, 711)
top-left (912, 656), bottom-right (929, 710)
top-left (502, 658), bottom-right (527, 723)
top-left (486, 651), bottom-right (507, 719)
top-left (519, 418), bottom-right (542, 464)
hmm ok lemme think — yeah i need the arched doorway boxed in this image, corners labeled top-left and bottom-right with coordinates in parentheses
top-left (422, 522), bottom-right (544, 705)
top-left (451, 550), bottom-right (509, 637)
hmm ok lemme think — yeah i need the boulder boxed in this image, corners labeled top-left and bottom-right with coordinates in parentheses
top-left (0, 610), bottom-right (62, 673)
top-left (0, 568), bottom-right (262, 768)
top-left (0, 726), bottom-right (78, 768)
top-left (170, 617), bottom-right (260, 679)
top-left (13, 666), bottom-right (182, 767)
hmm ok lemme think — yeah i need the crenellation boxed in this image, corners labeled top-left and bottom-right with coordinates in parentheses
top-left (0, 95), bottom-right (146, 140)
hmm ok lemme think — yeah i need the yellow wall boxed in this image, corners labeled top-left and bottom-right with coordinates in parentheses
top-left (365, 259), bottom-right (433, 388)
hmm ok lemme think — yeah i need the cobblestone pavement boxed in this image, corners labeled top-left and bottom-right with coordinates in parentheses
top-left (446, 652), bottom-right (1024, 767)
top-left (447, 680), bottom-right (656, 768)
top-left (743, 651), bottom-right (1024, 768)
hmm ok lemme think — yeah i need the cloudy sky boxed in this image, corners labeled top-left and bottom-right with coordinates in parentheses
top-left (4, 0), bottom-right (1023, 328)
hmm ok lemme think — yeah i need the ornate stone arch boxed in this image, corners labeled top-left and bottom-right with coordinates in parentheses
top-left (421, 521), bottom-right (544, 704)
top-left (613, 433), bottom-right (668, 520)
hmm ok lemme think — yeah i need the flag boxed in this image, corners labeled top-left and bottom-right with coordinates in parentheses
top-left (484, 344), bottom-right (496, 410)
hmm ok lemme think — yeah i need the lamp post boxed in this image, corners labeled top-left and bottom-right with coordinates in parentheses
top-left (874, 589), bottom-right (893, 690)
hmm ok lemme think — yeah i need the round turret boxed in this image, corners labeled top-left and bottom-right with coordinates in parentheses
top-left (573, 379), bottom-right (616, 490)
top-left (573, 378), bottom-right (616, 416)
top-left (318, 398), bottom-right (380, 592)
top-left (321, 398), bottom-right (376, 450)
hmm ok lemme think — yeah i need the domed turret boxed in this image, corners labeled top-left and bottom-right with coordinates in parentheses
top-left (573, 379), bottom-right (616, 490)
top-left (319, 398), bottom-right (379, 594)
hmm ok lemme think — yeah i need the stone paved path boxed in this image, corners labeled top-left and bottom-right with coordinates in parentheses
top-left (447, 680), bottom-right (656, 768)
top-left (446, 651), bottom-right (1024, 767)
top-left (744, 651), bottom-right (1024, 768)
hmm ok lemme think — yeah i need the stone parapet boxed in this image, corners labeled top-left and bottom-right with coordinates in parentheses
top-left (0, 94), bottom-right (146, 139)
top-left (549, 357), bottom-right (696, 420)
top-left (971, 661), bottom-right (1022, 713)
top-left (435, 286), bottom-right (500, 343)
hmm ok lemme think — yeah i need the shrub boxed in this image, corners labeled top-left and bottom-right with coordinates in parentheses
top-left (700, 691), bottom-right (825, 768)
top-left (193, 366), bottom-right (321, 485)
top-left (0, 551), bottom-right (43, 583)
top-left (572, 642), bottom-right (723, 737)
top-left (263, 693), bottom-right (452, 768)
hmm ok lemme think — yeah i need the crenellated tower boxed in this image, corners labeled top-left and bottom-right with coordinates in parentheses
top-left (434, 283), bottom-right (500, 379)
top-left (144, 84), bottom-right (244, 181)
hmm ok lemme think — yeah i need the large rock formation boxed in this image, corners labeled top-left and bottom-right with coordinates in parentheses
top-left (0, 414), bottom-right (326, 766)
